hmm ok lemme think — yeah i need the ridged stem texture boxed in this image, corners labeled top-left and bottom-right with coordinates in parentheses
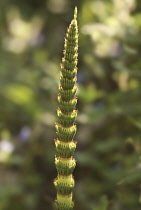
top-left (54, 7), bottom-right (78, 210)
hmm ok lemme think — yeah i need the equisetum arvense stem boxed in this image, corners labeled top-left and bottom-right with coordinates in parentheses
top-left (54, 7), bottom-right (78, 210)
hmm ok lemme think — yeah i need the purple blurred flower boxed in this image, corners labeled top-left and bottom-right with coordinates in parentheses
top-left (77, 72), bottom-right (84, 84)
top-left (19, 126), bottom-right (31, 142)
top-left (30, 32), bottom-right (45, 47)
top-left (93, 100), bottom-right (105, 110)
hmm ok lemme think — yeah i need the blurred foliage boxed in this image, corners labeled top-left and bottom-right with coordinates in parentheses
top-left (0, 0), bottom-right (141, 209)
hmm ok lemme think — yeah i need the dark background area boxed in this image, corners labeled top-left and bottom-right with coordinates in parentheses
top-left (1, 0), bottom-right (141, 209)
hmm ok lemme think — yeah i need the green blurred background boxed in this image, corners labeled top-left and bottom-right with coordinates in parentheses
top-left (1, 0), bottom-right (141, 209)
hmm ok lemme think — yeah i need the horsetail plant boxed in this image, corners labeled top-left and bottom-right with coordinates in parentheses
top-left (54, 7), bottom-right (78, 210)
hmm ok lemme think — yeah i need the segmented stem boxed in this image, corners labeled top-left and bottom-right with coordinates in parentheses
top-left (54, 7), bottom-right (78, 210)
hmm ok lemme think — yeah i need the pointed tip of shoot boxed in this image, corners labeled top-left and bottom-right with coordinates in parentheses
top-left (74, 7), bottom-right (77, 20)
